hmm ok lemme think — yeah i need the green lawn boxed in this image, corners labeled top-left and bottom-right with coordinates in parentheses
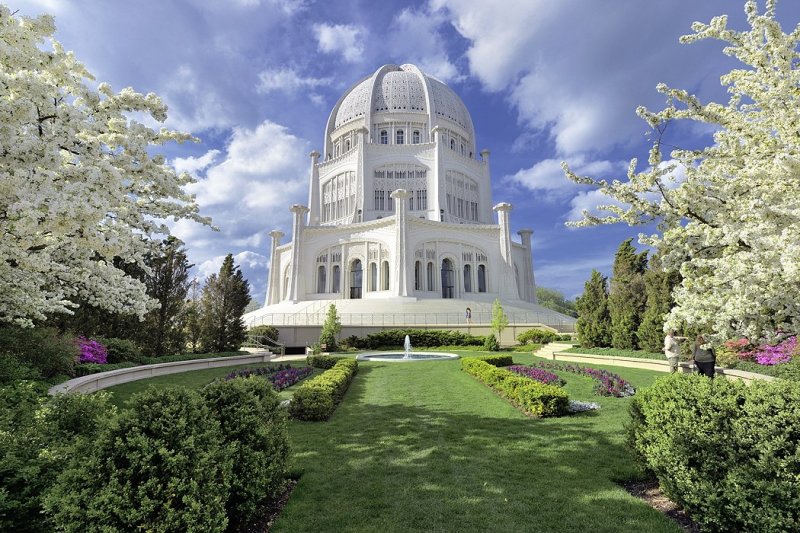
top-left (102, 352), bottom-right (677, 532)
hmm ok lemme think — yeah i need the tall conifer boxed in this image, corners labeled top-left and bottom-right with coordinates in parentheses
top-left (200, 254), bottom-right (251, 352)
top-left (636, 252), bottom-right (681, 353)
top-left (608, 239), bottom-right (647, 349)
top-left (576, 270), bottom-right (612, 348)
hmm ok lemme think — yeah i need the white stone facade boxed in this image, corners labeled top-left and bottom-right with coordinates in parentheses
top-left (246, 64), bottom-right (575, 330)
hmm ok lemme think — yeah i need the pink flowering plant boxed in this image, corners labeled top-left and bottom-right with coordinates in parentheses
top-left (746, 336), bottom-right (798, 366)
top-left (534, 361), bottom-right (635, 397)
top-left (507, 365), bottom-right (565, 387)
top-left (76, 336), bottom-right (108, 364)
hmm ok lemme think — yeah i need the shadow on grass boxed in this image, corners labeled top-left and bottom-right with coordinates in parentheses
top-left (276, 363), bottom-right (678, 533)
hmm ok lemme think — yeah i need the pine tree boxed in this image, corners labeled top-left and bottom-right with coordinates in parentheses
top-left (608, 239), bottom-right (647, 350)
top-left (575, 270), bottom-right (611, 348)
top-left (636, 253), bottom-right (681, 353)
top-left (200, 254), bottom-right (251, 353)
top-left (318, 304), bottom-right (342, 352)
top-left (142, 238), bottom-right (192, 356)
top-left (184, 279), bottom-right (203, 353)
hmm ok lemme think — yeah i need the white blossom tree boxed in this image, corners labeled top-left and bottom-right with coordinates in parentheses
top-left (0, 7), bottom-right (211, 326)
top-left (563, 0), bottom-right (800, 341)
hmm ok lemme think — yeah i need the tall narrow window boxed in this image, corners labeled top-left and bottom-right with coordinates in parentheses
top-left (426, 262), bottom-right (434, 290)
top-left (317, 265), bottom-right (326, 293)
top-left (450, 139), bottom-right (455, 150)
top-left (380, 130), bottom-right (388, 144)
top-left (441, 259), bottom-right (454, 299)
top-left (464, 264), bottom-right (472, 292)
top-left (396, 130), bottom-right (404, 144)
top-left (345, 140), bottom-right (351, 151)
top-left (412, 130), bottom-right (420, 144)
top-left (478, 264), bottom-right (487, 293)
top-left (414, 261), bottom-right (421, 290)
top-left (382, 261), bottom-right (389, 290)
top-left (370, 262), bottom-right (378, 291)
top-left (332, 265), bottom-right (341, 293)
top-left (350, 260), bottom-right (362, 299)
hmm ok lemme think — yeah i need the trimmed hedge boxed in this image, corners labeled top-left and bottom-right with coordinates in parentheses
top-left (474, 354), bottom-right (514, 367)
top-left (628, 373), bottom-right (800, 532)
top-left (461, 357), bottom-right (569, 417)
top-left (290, 358), bottom-right (358, 421)
top-left (517, 328), bottom-right (558, 345)
top-left (307, 354), bottom-right (345, 369)
top-left (351, 329), bottom-right (484, 349)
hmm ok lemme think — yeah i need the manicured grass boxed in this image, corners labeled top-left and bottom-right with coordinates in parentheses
top-left (103, 361), bottom-right (317, 408)
top-left (274, 353), bottom-right (678, 532)
top-left (560, 346), bottom-right (665, 360)
top-left (100, 351), bottom-right (678, 531)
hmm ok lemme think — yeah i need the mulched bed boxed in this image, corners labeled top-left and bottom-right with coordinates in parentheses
top-left (239, 479), bottom-right (298, 532)
top-left (623, 480), bottom-right (700, 532)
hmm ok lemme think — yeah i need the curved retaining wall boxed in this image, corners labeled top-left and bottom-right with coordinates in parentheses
top-left (49, 353), bottom-right (275, 396)
top-left (543, 350), bottom-right (776, 384)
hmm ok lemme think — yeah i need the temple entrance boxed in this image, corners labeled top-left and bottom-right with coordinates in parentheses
top-left (441, 258), bottom-right (454, 299)
top-left (350, 259), bottom-right (363, 299)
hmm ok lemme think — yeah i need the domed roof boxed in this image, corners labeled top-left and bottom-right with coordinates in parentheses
top-left (330, 64), bottom-right (473, 135)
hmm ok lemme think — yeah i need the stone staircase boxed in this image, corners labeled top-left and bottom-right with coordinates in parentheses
top-left (532, 342), bottom-right (575, 360)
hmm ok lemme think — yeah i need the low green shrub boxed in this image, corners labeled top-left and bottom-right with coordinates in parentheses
top-left (307, 354), bottom-right (345, 369)
top-left (45, 387), bottom-right (231, 532)
top-left (73, 361), bottom-right (138, 376)
top-left (0, 326), bottom-right (76, 378)
top-left (461, 357), bottom-right (569, 417)
top-left (483, 333), bottom-right (500, 351)
top-left (290, 358), bottom-right (358, 421)
top-left (96, 337), bottom-right (144, 364)
top-left (248, 325), bottom-right (280, 341)
top-left (0, 354), bottom-right (41, 384)
top-left (201, 377), bottom-right (289, 529)
top-left (475, 354), bottom-right (514, 367)
top-left (351, 329), bottom-right (484, 349)
top-left (517, 328), bottom-right (558, 345)
top-left (628, 373), bottom-right (800, 532)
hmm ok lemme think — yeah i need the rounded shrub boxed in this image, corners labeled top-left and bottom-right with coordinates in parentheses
top-left (45, 387), bottom-right (232, 532)
top-left (201, 377), bottom-right (289, 528)
top-left (0, 326), bottom-right (76, 378)
top-left (628, 373), bottom-right (800, 532)
top-left (517, 328), bottom-right (558, 345)
top-left (483, 333), bottom-right (500, 351)
top-left (96, 337), bottom-right (144, 364)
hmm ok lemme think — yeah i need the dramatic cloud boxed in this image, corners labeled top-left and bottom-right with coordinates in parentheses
top-left (505, 156), bottom-right (627, 202)
top-left (387, 7), bottom-right (462, 82)
top-left (313, 23), bottom-right (366, 63)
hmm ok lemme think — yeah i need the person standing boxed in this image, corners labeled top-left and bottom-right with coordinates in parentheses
top-left (465, 307), bottom-right (472, 324)
top-left (692, 335), bottom-right (716, 378)
top-left (663, 330), bottom-right (685, 373)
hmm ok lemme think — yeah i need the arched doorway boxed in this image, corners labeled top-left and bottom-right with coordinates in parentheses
top-left (441, 258), bottom-right (454, 299)
top-left (350, 259), bottom-right (363, 299)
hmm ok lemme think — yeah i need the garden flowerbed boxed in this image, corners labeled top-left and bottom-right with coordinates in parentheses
top-left (507, 365), bottom-right (565, 386)
top-left (224, 364), bottom-right (313, 391)
top-left (532, 361), bottom-right (635, 397)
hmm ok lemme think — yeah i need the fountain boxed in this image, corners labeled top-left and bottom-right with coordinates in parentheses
top-left (356, 334), bottom-right (459, 362)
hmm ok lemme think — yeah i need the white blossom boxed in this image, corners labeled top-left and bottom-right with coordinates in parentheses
top-left (563, 0), bottom-right (800, 341)
top-left (0, 7), bottom-right (211, 326)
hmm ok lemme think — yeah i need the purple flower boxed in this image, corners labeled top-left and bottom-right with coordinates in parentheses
top-left (76, 336), bottom-right (108, 364)
top-left (532, 361), bottom-right (635, 398)
top-left (507, 365), bottom-right (565, 386)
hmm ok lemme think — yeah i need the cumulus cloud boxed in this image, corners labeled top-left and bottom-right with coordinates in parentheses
top-left (387, 7), bottom-right (462, 83)
top-left (173, 150), bottom-right (221, 175)
top-left (505, 156), bottom-right (627, 202)
top-left (161, 65), bottom-right (235, 133)
top-left (432, 0), bottom-right (739, 155)
top-left (313, 23), bottom-right (366, 63)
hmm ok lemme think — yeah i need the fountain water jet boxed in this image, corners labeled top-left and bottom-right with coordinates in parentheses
top-left (403, 335), bottom-right (412, 359)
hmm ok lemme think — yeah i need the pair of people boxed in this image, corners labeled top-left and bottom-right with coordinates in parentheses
top-left (663, 331), bottom-right (716, 378)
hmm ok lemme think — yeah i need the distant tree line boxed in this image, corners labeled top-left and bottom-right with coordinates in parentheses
top-left (575, 239), bottom-right (679, 352)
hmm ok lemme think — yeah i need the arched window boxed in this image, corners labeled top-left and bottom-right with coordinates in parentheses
top-left (426, 262), bottom-right (434, 291)
top-left (345, 139), bottom-right (351, 151)
top-left (332, 265), bottom-right (341, 293)
top-left (461, 143), bottom-right (465, 155)
top-left (380, 130), bottom-right (388, 144)
top-left (317, 265), bottom-right (326, 293)
top-left (412, 130), bottom-right (420, 144)
top-left (382, 260), bottom-right (389, 290)
top-left (350, 260), bottom-right (362, 299)
top-left (396, 130), bottom-right (404, 145)
top-left (463, 264), bottom-right (472, 292)
top-left (450, 138), bottom-right (455, 150)
top-left (478, 264), bottom-right (487, 293)
top-left (370, 262), bottom-right (378, 291)
top-left (441, 259), bottom-right (454, 299)
top-left (283, 265), bottom-right (291, 300)
top-left (414, 261), bottom-right (421, 290)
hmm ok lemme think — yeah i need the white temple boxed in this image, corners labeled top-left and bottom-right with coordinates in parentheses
top-left (244, 64), bottom-right (575, 335)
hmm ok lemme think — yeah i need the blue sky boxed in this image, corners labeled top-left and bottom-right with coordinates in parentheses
top-left (16, 0), bottom-right (800, 302)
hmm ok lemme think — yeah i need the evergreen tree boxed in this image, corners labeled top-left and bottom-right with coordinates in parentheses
top-left (184, 280), bottom-right (202, 353)
top-left (491, 299), bottom-right (509, 340)
top-left (575, 270), bottom-right (612, 348)
top-left (535, 287), bottom-right (578, 317)
top-left (200, 254), bottom-right (251, 353)
top-left (608, 239), bottom-right (647, 350)
top-left (142, 238), bottom-right (192, 357)
top-left (318, 304), bottom-right (342, 352)
top-left (637, 253), bottom-right (681, 353)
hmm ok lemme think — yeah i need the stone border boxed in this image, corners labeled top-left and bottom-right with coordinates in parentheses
top-left (544, 350), bottom-right (776, 384)
top-left (49, 352), bottom-right (275, 395)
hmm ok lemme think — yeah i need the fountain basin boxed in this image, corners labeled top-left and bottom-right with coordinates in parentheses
top-left (356, 351), bottom-right (459, 362)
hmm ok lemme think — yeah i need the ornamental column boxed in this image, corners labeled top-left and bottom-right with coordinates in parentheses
top-left (517, 229), bottom-right (536, 303)
top-left (288, 204), bottom-right (310, 303)
top-left (266, 229), bottom-right (284, 305)
top-left (307, 151), bottom-right (320, 225)
top-left (493, 202), bottom-right (513, 265)
top-left (391, 189), bottom-right (411, 297)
